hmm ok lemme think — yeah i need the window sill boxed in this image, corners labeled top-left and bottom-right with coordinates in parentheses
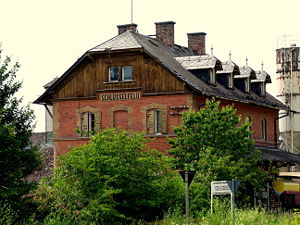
top-left (145, 133), bottom-right (176, 138)
top-left (104, 80), bottom-right (135, 84)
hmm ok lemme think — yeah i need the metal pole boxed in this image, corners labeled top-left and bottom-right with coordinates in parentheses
top-left (290, 49), bottom-right (294, 155)
top-left (131, 0), bottom-right (133, 23)
top-left (185, 171), bottom-right (189, 224)
top-left (231, 180), bottom-right (235, 223)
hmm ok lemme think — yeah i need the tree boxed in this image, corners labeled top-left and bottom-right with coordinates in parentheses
top-left (169, 98), bottom-right (272, 211)
top-left (37, 128), bottom-right (183, 224)
top-left (0, 48), bottom-right (41, 218)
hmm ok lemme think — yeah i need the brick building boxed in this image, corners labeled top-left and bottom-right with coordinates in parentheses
top-left (34, 21), bottom-right (300, 166)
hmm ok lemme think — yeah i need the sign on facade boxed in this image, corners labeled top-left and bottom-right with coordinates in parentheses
top-left (100, 92), bottom-right (141, 101)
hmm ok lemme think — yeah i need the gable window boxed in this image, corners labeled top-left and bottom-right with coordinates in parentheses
top-left (122, 66), bottom-right (132, 81)
top-left (109, 66), bottom-right (132, 82)
top-left (261, 118), bottom-right (267, 141)
top-left (146, 108), bottom-right (167, 135)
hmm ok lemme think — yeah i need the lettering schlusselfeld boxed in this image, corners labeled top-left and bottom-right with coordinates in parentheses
top-left (101, 92), bottom-right (141, 101)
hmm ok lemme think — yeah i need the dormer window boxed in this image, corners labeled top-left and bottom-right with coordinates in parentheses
top-left (109, 66), bottom-right (133, 82)
top-left (228, 73), bottom-right (233, 88)
top-left (245, 77), bottom-right (250, 92)
top-left (210, 69), bottom-right (216, 84)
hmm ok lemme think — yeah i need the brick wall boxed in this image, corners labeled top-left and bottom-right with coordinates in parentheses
top-left (53, 93), bottom-right (279, 158)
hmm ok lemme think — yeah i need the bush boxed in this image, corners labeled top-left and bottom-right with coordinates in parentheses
top-left (37, 128), bottom-right (183, 224)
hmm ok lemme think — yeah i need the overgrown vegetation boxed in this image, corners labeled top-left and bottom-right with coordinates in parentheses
top-left (169, 98), bottom-right (276, 213)
top-left (0, 48), bottom-right (41, 223)
top-left (36, 128), bottom-right (183, 224)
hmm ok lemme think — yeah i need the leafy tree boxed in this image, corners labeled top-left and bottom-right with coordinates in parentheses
top-left (0, 48), bottom-right (41, 219)
top-left (37, 128), bottom-right (183, 224)
top-left (169, 98), bottom-right (272, 212)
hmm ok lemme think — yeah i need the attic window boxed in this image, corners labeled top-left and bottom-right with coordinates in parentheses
top-left (210, 69), bottom-right (216, 85)
top-left (109, 66), bottom-right (132, 82)
top-left (228, 74), bottom-right (233, 88)
top-left (245, 78), bottom-right (250, 92)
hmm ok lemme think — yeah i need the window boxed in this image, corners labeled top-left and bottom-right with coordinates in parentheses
top-left (246, 116), bottom-right (252, 138)
top-left (109, 66), bottom-right (132, 82)
top-left (109, 66), bottom-right (119, 82)
top-left (245, 78), bottom-right (250, 92)
top-left (81, 112), bottom-right (96, 136)
top-left (228, 73), bottom-right (233, 88)
top-left (154, 109), bottom-right (161, 134)
top-left (146, 108), bottom-right (167, 135)
top-left (210, 69), bottom-right (216, 84)
top-left (261, 118), bottom-right (267, 141)
top-left (122, 66), bottom-right (132, 81)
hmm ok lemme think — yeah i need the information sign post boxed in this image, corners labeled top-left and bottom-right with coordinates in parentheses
top-left (211, 180), bottom-right (240, 222)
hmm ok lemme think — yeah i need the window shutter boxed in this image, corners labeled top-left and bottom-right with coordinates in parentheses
top-left (81, 112), bottom-right (89, 135)
top-left (95, 112), bottom-right (101, 132)
top-left (146, 109), bottom-right (155, 134)
top-left (161, 108), bottom-right (168, 134)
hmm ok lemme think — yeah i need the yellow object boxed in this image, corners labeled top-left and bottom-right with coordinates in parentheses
top-left (273, 180), bottom-right (299, 193)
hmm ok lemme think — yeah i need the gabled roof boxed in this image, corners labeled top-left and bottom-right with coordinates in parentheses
top-left (216, 61), bottom-right (240, 74)
top-left (175, 55), bottom-right (222, 70)
top-left (238, 65), bottom-right (257, 79)
top-left (252, 70), bottom-right (272, 83)
top-left (35, 30), bottom-right (287, 110)
top-left (89, 31), bottom-right (142, 51)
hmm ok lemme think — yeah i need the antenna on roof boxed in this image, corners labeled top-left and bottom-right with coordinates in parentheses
top-left (229, 51), bottom-right (232, 61)
top-left (245, 56), bottom-right (248, 66)
top-left (211, 45), bottom-right (214, 56)
top-left (131, 0), bottom-right (134, 23)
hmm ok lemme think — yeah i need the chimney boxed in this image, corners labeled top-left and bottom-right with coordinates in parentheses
top-left (187, 32), bottom-right (206, 55)
top-left (117, 23), bottom-right (138, 35)
top-left (155, 21), bottom-right (175, 47)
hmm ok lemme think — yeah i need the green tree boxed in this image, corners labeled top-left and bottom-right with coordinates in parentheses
top-left (0, 48), bottom-right (41, 219)
top-left (169, 98), bottom-right (272, 212)
top-left (38, 128), bottom-right (183, 224)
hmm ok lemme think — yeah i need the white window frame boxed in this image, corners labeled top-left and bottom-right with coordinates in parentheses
top-left (245, 77), bottom-right (250, 92)
top-left (109, 66), bottom-right (120, 82)
top-left (122, 66), bottom-right (133, 81)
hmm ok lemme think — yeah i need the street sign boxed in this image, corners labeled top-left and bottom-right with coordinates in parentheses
top-left (179, 171), bottom-right (196, 187)
top-left (211, 180), bottom-right (240, 195)
top-left (211, 180), bottom-right (241, 222)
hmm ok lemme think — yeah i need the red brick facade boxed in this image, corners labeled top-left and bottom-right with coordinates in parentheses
top-left (52, 92), bottom-right (279, 163)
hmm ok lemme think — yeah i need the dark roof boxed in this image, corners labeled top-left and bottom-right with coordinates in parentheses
top-left (256, 145), bottom-right (300, 163)
top-left (34, 30), bottom-right (287, 110)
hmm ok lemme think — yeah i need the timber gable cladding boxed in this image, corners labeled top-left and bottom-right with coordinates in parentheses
top-left (53, 51), bottom-right (186, 101)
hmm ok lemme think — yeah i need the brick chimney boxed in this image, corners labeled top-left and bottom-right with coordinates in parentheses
top-left (117, 23), bottom-right (138, 35)
top-left (155, 21), bottom-right (175, 47)
top-left (187, 32), bottom-right (206, 55)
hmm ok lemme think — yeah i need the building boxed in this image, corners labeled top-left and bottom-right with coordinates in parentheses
top-left (34, 21), bottom-right (300, 167)
top-left (276, 45), bottom-right (300, 157)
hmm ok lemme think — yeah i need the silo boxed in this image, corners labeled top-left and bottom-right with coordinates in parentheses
top-left (276, 45), bottom-right (300, 155)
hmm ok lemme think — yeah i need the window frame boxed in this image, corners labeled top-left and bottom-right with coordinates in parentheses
top-left (154, 109), bottom-right (162, 134)
top-left (261, 118), bottom-right (267, 141)
top-left (109, 66), bottom-right (120, 82)
top-left (108, 65), bottom-right (133, 82)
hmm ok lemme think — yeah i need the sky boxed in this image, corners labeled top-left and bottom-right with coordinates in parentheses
top-left (1, 0), bottom-right (300, 132)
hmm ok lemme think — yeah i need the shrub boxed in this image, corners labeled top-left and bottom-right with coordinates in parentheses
top-left (37, 128), bottom-right (183, 224)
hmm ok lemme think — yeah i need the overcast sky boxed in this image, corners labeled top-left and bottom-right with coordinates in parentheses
top-left (1, 0), bottom-right (300, 132)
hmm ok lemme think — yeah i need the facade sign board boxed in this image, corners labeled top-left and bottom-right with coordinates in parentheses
top-left (100, 92), bottom-right (141, 101)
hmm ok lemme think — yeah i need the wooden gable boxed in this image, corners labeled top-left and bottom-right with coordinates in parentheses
top-left (52, 51), bottom-right (186, 101)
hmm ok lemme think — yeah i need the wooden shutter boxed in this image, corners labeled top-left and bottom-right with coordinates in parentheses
top-left (95, 112), bottom-right (101, 132)
top-left (81, 112), bottom-right (89, 136)
top-left (146, 109), bottom-right (155, 134)
top-left (161, 108), bottom-right (168, 134)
